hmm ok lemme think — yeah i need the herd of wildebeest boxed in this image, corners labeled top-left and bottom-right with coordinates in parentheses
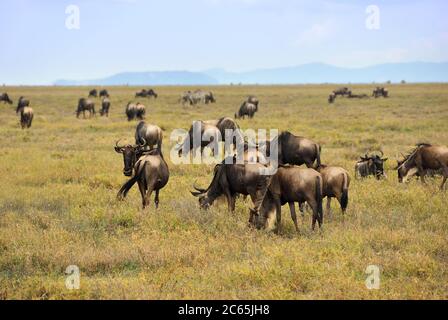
top-left (1, 86), bottom-right (447, 233)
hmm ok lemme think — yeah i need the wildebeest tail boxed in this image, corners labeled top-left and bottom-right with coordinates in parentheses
top-left (117, 162), bottom-right (146, 199)
top-left (340, 172), bottom-right (349, 211)
top-left (314, 144), bottom-right (322, 169)
top-left (315, 176), bottom-right (323, 223)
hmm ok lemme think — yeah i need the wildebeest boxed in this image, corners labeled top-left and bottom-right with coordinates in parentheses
top-left (178, 117), bottom-right (242, 157)
top-left (99, 89), bottom-right (109, 98)
top-left (125, 102), bottom-right (145, 121)
top-left (116, 147), bottom-right (169, 209)
top-left (265, 131), bottom-right (321, 168)
top-left (135, 121), bottom-right (163, 150)
top-left (355, 151), bottom-right (388, 179)
top-left (76, 98), bottom-right (95, 118)
top-left (136, 89), bottom-right (158, 99)
top-left (397, 143), bottom-right (448, 190)
top-left (19, 107), bottom-right (34, 129)
top-left (191, 160), bottom-right (271, 213)
top-left (0, 93), bottom-right (13, 104)
top-left (316, 165), bottom-right (350, 215)
top-left (16, 96), bottom-right (30, 113)
top-left (235, 102), bottom-right (257, 119)
top-left (180, 90), bottom-right (215, 106)
top-left (251, 166), bottom-right (323, 232)
top-left (333, 87), bottom-right (350, 97)
top-left (100, 97), bottom-right (111, 117)
top-left (372, 87), bottom-right (389, 98)
top-left (88, 89), bottom-right (98, 98)
top-left (328, 92), bottom-right (336, 103)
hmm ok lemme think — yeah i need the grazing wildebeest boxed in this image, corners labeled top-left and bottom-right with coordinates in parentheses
top-left (19, 107), bottom-right (34, 129)
top-left (99, 89), bottom-right (109, 98)
top-left (100, 97), bottom-right (111, 117)
top-left (328, 92), bottom-right (336, 103)
top-left (251, 166), bottom-right (324, 232)
top-left (136, 103), bottom-right (146, 120)
top-left (88, 89), bottom-right (98, 98)
top-left (372, 87), bottom-right (389, 98)
top-left (16, 96), bottom-right (30, 113)
top-left (316, 165), bottom-right (350, 215)
top-left (265, 131), bottom-right (321, 168)
top-left (397, 143), bottom-right (448, 190)
top-left (126, 102), bottom-right (137, 121)
top-left (136, 89), bottom-right (148, 98)
top-left (147, 89), bottom-right (158, 99)
top-left (333, 87), bottom-right (350, 97)
top-left (0, 93), bottom-right (13, 104)
top-left (178, 117), bottom-right (242, 157)
top-left (347, 91), bottom-right (369, 99)
top-left (355, 151), bottom-right (388, 179)
top-left (76, 98), bottom-right (95, 118)
top-left (235, 102), bottom-right (257, 119)
top-left (135, 121), bottom-right (163, 150)
top-left (125, 102), bottom-right (145, 120)
top-left (116, 147), bottom-right (169, 209)
top-left (180, 90), bottom-right (215, 106)
top-left (191, 160), bottom-right (272, 213)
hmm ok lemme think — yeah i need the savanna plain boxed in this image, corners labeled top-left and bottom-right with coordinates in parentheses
top-left (0, 84), bottom-right (447, 299)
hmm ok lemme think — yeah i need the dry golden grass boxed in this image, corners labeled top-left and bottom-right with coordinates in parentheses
top-left (0, 84), bottom-right (447, 299)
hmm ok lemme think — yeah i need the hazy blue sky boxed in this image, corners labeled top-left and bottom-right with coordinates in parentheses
top-left (1, 0), bottom-right (447, 84)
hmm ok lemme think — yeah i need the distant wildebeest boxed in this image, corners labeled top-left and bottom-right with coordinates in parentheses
top-left (18, 106), bottom-right (34, 129)
top-left (125, 102), bottom-right (145, 121)
top-left (333, 87), bottom-right (350, 97)
top-left (180, 90), bottom-right (215, 106)
top-left (235, 102), bottom-right (257, 119)
top-left (397, 143), bottom-right (448, 190)
top-left (316, 165), bottom-right (350, 215)
top-left (191, 160), bottom-right (271, 213)
top-left (16, 96), bottom-right (30, 113)
top-left (0, 93), bottom-right (13, 104)
top-left (372, 87), bottom-right (389, 98)
top-left (251, 166), bottom-right (324, 232)
top-left (100, 97), bottom-right (111, 117)
top-left (76, 98), bottom-right (95, 118)
top-left (99, 89), bottom-right (109, 98)
top-left (328, 92), bottom-right (336, 103)
top-left (347, 91), bottom-right (369, 99)
top-left (355, 151), bottom-right (388, 179)
top-left (178, 117), bottom-right (241, 156)
top-left (88, 89), bottom-right (98, 98)
top-left (136, 89), bottom-right (158, 99)
top-left (264, 131), bottom-right (321, 168)
top-left (135, 121), bottom-right (163, 150)
top-left (245, 95), bottom-right (259, 108)
top-left (116, 147), bottom-right (169, 209)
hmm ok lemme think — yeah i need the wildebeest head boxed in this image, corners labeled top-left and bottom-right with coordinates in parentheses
top-left (1, 93), bottom-right (13, 104)
top-left (114, 139), bottom-right (146, 176)
top-left (368, 151), bottom-right (388, 179)
top-left (191, 182), bottom-right (213, 209)
top-left (190, 166), bottom-right (223, 209)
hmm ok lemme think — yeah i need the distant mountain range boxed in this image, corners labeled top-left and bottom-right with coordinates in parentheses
top-left (54, 62), bottom-right (448, 86)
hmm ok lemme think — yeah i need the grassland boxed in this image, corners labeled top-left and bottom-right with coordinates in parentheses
top-left (0, 84), bottom-right (447, 299)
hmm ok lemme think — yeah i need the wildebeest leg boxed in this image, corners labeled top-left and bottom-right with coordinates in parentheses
top-left (298, 202), bottom-right (305, 217)
top-left (326, 197), bottom-right (332, 217)
top-left (144, 186), bottom-right (154, 209)
top-left (274, 196), bottom-right (282, 233)
top-left (154, 189), bottom-right (160, 209)
top-left (288, 202), bottom-right (299, 233)
top-left (441, 166), bottom-right (448, 190)
top-left (137, 181), bottom-right (146, 208)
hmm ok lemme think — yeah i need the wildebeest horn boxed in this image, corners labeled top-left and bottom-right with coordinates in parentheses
top-left (193, 180), bottom-right (206, 193)
top-left (138, 137), bottom-right (147, 147)
top-left (115, 139), bottom-right (125, 149)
